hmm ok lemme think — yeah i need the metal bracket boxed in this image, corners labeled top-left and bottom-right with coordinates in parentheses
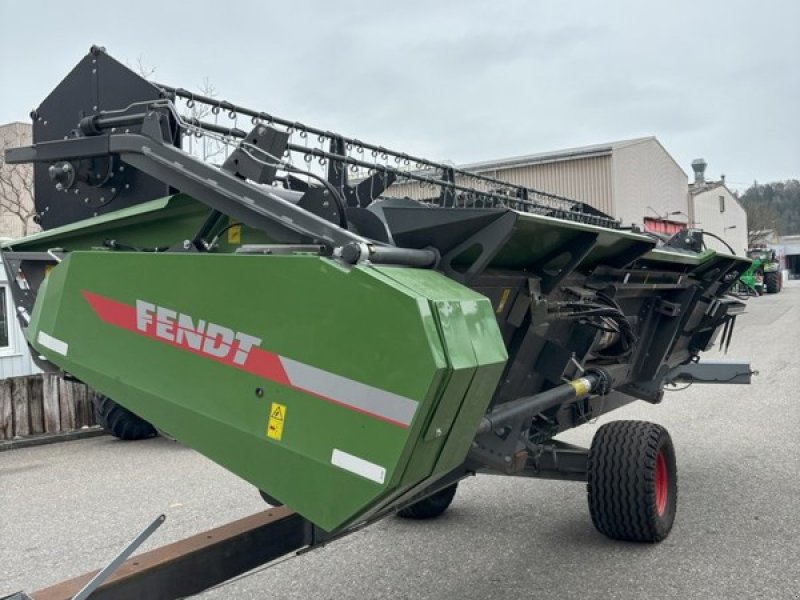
top-left (666, 360), bottom-right (754, 385)
top-left (221, 124), bottom-right (289, 184)
top-left (71, 514), bottom-right (165, 600)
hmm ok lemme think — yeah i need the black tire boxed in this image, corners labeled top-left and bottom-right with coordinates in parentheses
top-left (764, 271), bottom-right (781, 294)
top-left (587, 421), bottom-right (677, 542)
top-left (92, 394), bottom-right (157, 441)
top-left (397, 483), bottom-right (458, 520)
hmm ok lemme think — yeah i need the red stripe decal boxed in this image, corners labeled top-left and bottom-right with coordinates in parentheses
top-left (81, 291), bottom-right (408, 427)
top-left (82, 290), bottom-right (290, 385)
top-left (83, 290), bottom-right (138, 331)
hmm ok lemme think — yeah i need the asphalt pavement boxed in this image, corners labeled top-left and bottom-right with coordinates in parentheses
top-left (1, 282), bottom-right (799, 600)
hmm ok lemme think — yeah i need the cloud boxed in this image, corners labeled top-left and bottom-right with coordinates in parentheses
top-left (0, 0), bottom-right (797, 184)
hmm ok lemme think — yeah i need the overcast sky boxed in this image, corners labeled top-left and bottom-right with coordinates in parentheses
top-left (1, 1), bottom-right (797, 190)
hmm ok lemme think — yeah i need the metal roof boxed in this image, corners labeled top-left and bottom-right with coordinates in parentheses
top-left (458, 136), bottom-right (658, 172)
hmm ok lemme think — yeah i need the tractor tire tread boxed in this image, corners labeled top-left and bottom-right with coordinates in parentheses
top-left (397, 483), bottom-right (458, 520)
top-left (587, 420), bottom-right (676, 542)
top-left (92, 394), bottom-right (157, 441)
top-left (764, 271), bottom-right (781, 294)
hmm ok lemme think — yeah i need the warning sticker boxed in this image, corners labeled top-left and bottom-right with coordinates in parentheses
top-left (267, 402), bottom-right (286, 441)
top-left (228, 224), bottom-right (241, 244)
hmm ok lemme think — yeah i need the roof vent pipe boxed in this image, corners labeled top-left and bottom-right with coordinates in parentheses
top-left (691, 158), bottom-right (707, 184)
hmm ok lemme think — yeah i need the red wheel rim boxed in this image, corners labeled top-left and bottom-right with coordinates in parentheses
top-left (655, 450), bottom-right (668, 517)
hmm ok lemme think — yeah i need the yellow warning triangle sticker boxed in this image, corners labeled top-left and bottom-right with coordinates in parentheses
top-left (270, 404), bottom-right (286, 421)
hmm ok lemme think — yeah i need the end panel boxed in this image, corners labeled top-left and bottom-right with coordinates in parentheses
top-left (27, 252), bottom-right (503, 530)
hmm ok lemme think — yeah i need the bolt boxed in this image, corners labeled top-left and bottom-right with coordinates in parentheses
top-left (93, 105), bottom-right (98, 110)
top-left (48, 165), bottom-right (56, 176)
top-left (55, 183), bottom-right (63, 191)
top-left (322, 190), bottom-right (329, 197)
top-left (111, 187), bottom-right (116, 193)
top-left (84, 198), bottom-right (89, 204)
top-left (259, 127), bottom-right (266, 135)
top-left (183, 240), bottom-right (192, 250)
top-left (434, 428), bottom-right (443, 438)
top-left (125, 184), bottom-right (131, 189)
top-left (62, 163), bottom-right (70, 173)
top-left (119, 166), bottom-right (125, 172)
top-left (74, 189), bottom-right (79, 195)
top-left (99, 196), bottom-right (104, 202)
top-left (503, 455), bottom-right (512, 463)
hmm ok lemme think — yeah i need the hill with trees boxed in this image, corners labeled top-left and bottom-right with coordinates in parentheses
top-left (737, 179), bottom-right (800, 239)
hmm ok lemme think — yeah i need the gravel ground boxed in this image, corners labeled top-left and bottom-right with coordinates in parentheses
top-left (1, 282), bottom-right (798, 599)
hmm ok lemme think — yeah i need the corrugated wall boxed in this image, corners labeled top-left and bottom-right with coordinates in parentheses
top-left (478, 155), bottom-right (614, 215)
top-left (612, 140), bottom-right (689, 228)
top-left (386, 154), bottom-right (614, 215)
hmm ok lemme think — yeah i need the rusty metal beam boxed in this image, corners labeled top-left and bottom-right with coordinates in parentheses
top-left (28, 507), bottom-right (311, 600)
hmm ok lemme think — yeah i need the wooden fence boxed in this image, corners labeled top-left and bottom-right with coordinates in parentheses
top-left (0, 374), bottom-right (96, 440)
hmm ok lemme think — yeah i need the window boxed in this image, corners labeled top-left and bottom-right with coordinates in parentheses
top-left (719, 195), bottom-right (725, 213)
top-left (0, 285), bottom-right (9, 350)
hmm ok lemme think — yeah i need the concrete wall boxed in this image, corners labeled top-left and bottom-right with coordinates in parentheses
top-left (691, 185), bottom-right (748, 255)
top-left (611, 138), bottom-right (690, 228)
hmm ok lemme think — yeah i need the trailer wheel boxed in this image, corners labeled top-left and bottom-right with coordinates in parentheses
top-left (397, 483), bottom-right (458, 520)
top-left (765, 272), bottom-right (781, 294)
top-left (92, 394), bottom-right (157, 441)
top-left (587, 421), bottom-right (677, 542)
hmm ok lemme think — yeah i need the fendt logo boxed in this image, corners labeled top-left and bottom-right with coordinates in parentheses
top-left (135, 300), bottom-right (262, 366)
top-left (82, 289), bottom-right (418, 428)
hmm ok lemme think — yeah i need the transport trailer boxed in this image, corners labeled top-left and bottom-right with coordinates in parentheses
top-left (2, 47), bottom-right (753, 599)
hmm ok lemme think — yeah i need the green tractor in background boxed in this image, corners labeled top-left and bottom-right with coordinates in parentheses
top-left (740, 246), bottom-right (783, 295)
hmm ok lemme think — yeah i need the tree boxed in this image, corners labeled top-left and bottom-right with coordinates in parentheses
top-left (0, 123), bottom-right (38, 239)
top-left (182, 77), bottom-right (227, 164)
top-left (744, 203), bottom-right (780, 245)
top-left (739, 179), bottom-right (800, 242)
top-left (129, 58), bottom-right (225, 163)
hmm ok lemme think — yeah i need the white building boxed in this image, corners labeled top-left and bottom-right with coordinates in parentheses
top-left (0, 122), bottom-right (41, 378)
top-left (389, 137), bottom-right (692, 234)
top-left (687, 159), bottom-right (748, 256)
top-left (0, 255), bottom-right (41, 378)
top-left (389, 138), bottom-right (747, 254)
top-left (763, 233), bottom-right (800, 279)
